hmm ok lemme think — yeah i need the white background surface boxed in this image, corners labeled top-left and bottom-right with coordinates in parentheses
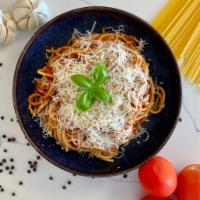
top-left (0, 0), bottom-right (200, 199)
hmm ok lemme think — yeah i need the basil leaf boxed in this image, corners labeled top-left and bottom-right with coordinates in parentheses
top-left (93, 87), bottom-right (112, 104)
top-left (71, 74), bottom-right (92, 89)
top-left (93, 62), bottom-right (108, 85)
top-left (76, 91), bottom-right (94, 113)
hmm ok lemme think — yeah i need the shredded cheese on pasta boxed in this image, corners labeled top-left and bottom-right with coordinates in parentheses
top-left (45, 35), bottom-right (150, 150)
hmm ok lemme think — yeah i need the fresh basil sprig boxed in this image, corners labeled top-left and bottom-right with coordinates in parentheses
top-left (70, 74), bottom-right (92, 89)
top-left (70, 62), bottom-right (112, 113)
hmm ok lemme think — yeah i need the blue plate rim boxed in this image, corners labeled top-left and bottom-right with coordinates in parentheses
top-left (13, 6), bottom-right (182, 177)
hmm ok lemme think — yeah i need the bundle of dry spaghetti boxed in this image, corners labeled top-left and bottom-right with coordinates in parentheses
top-left (151, 0), bottom-right (200, 86)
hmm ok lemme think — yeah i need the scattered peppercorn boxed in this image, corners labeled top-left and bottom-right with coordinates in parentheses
top-left (27, 170), bottom-right (31, 174)
top-left (2, 134), bottom-right (6, 138)
top-left (67, 180), bottom-right (71, 185)
top-left (11, 166), bottom-right (15, 170)
top-left (11, 137), bottom-right (16, 142)
top-left (5, 166), bottom-right (9, 170)
top-left (1, 188), bottom-right (4, 192)
top-left (10, 158), bottom-right (14, 162)
top-left (62, 186), bottom-right (66, 190)
top-left (0, 116), bottom-right (4, 120)
top-left (9, 171), bottom-right (13, 175)
top-left (11, 192), bottom-right (15, 196)
top-left (123, 174), bottom-right (127, 178)
top-left (19, 181), bottom-right (23, 185)
top-left (33, 168), bottom-right (36, 172)
top-left (49, 176), bottom-right (53, 180)
top-left (36, 155), bottom-right (41, 160)
top-left (8, 138), bottom-right (12, 142)
top-left (3, 149), bottom-right (7, 153)
top-left (2, 159), bottom-right (6, 163)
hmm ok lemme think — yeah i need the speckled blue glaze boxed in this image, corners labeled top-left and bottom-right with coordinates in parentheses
top-left (13, 7), bottom-right (181, 176)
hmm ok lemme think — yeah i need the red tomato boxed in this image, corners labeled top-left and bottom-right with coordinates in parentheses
top-left (176, 164), bottom-right (200, 200)
top-left (140, 195), bottom-right (169, 200)
top-left (138, 156), bottom-right (177, 197)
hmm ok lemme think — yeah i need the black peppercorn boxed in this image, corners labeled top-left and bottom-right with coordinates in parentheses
top-left (67, 180), bottom-right (71, 185)
top-left (11, 166), bottom-right (15, 170)
top-left (36, 155), bottom-right (41, 160)
top-left (10, 158), bottom-right (14, 162)
top-left (2, 134), bottom-right (6, 138)
top-left (62, 186), bottom-right (66, 190)
top-left (9, 171), bottom-right (13, 175)
top-left (8, 138), bottom-right (12, 142)
top-left (2, 159), bottom-right (6, 163)
top-left (5, 166), bottom-right (9, 170)
top-left (0, 116), bottom-right (4, 120)
top-left (27, 170), bottom-right (31, 174)
top-left (3, 149), bottom-right (7, 153)
top-left (123, 174), bottom-right (127, 178)
top-left (11, 192), bottom-right (15, 196)
top-left (49, 176), bottom-right (53, 180)
top-left (19, 181), bottom-right (23, 185)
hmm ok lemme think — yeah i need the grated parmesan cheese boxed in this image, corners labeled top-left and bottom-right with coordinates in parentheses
top-left (42, 34), bottom-right (150, 151)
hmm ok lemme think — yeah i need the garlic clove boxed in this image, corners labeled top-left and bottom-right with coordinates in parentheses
top-left (18, 17), bottom-right (29, 30)
top-left (14, 0), bottom-right (32, 9)
top-left (13, 8), bottom-right (30, 23)
top-left (0, 24), bottom-right (8, 44)
top-left (36, 13), bottom-right (48, 25)
top-left (12, 0), bottom-right (49, 31)
top-left (28, 14), bottom-right (39, 30)
top-left (4, 13), bottom-right (12, 20)
top-left (0, 10), bottom-right (17, 45)
top-left (5, 29), bottom-right (15, 44)
top-left (31, 0), bottom-right (39, 8)
top-left (7, 20), bottom-right (17, 32)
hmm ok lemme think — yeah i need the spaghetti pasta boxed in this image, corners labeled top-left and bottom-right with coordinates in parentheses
top-left (28, 29), bottom-right (165, 162)
top-left (151, 0), bottom-right (200, 86)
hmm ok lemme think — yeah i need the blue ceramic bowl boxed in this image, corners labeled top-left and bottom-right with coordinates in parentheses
top-left (13, 7), bottom-right (181, 176)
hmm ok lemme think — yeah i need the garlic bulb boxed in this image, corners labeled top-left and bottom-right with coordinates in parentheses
top-left (0, 10), bottom-right (17, 45)
top-left (13, 0), bottom-right (49, 31)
